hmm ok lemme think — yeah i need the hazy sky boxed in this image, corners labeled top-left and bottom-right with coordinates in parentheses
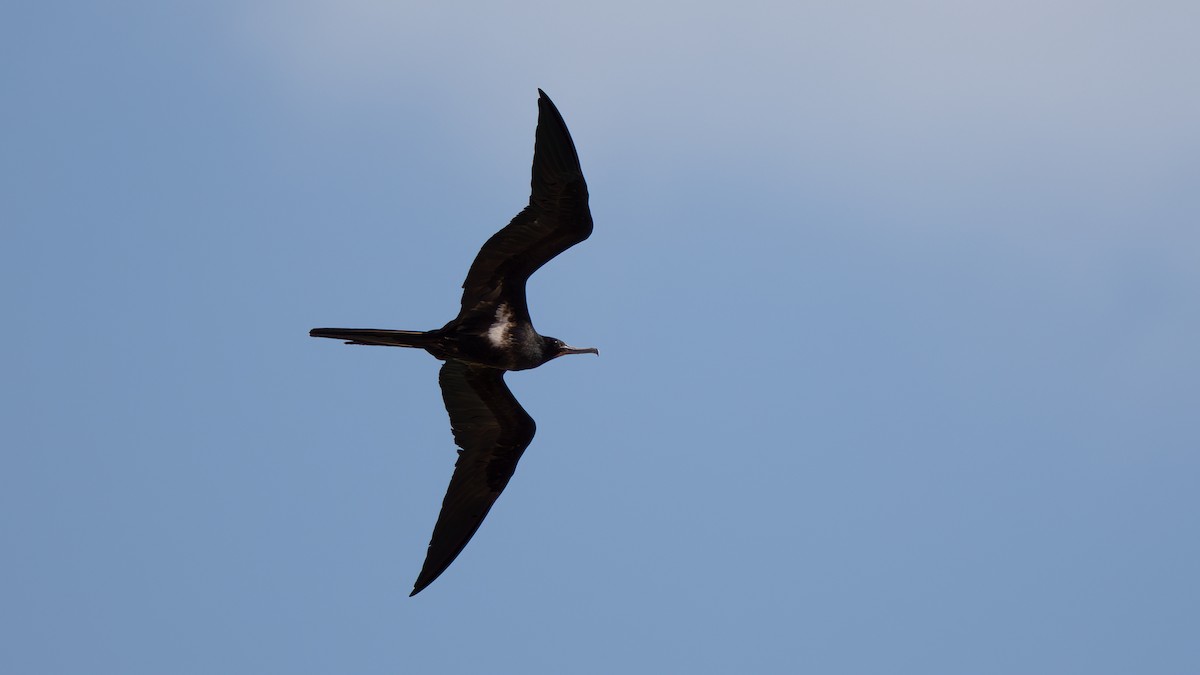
top-left (4, 2), bottom-right (1198, 673)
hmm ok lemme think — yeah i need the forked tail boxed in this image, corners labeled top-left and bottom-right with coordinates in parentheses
top-left (309, 328), bottom-right (438, 348)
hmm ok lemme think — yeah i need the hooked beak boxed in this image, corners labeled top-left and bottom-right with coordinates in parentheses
top-left (557, 345), bottom-right (600, 357)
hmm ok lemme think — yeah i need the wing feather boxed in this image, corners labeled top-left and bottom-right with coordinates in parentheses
top-left (458, 90), bottom-right (592, 320)
top-left (410, 360), bottom-right (536, 595)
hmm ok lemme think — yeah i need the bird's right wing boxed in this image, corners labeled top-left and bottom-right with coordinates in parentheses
top-left (457, 90), bottom-right (593, 320)
top-left (410, 360), bottom-right (537, 596)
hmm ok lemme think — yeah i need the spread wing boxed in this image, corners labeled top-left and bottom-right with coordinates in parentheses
top-left (410, 360), bottom-right (537, 595)
top-left (457, 89), bottom-right (593, 321)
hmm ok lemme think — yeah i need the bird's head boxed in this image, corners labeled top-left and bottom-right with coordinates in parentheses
top-left (543, 336), bottom-right (599, 361)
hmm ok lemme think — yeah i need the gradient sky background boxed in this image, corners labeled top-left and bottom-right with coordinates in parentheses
top-left (4, 2), bottom-right (1198, 673)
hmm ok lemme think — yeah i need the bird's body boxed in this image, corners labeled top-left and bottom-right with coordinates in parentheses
top-left (310, 90), bottom-right (596, 596)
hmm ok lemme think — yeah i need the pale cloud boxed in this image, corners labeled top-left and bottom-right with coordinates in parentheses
top-left (233, 0), bottom-right (1200, 274)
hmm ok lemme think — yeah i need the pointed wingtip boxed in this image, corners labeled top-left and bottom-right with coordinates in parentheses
top-left (410, 568), bottom-right (437, 596)
top-left (410, 573), bottom-right (437, 597)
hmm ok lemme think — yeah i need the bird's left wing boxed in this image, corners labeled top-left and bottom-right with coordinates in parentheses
top-left (457, 90), bottom-right (592, 320)
top-left (410, 360), bottom-right (537, 595)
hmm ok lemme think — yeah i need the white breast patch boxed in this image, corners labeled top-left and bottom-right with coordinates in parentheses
top-left (486, 304), bottom-right (512, 347)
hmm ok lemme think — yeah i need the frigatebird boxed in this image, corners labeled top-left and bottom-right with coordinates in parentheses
top-left (310, 90), bottom-right (597, 596)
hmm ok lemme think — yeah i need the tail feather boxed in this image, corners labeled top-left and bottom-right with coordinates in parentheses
top-left (310, 328), bottom-right (437, 348)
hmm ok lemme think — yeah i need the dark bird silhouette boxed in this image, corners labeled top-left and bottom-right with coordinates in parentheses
top-left (310, 90), bottom-right (597, 596)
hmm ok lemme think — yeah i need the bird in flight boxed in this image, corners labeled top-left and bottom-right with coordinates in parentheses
top-left (311, 90), bottom-right (597, 596)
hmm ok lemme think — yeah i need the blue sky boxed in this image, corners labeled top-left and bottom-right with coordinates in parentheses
top-left (4, 1), bottom-right (1198, 673)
